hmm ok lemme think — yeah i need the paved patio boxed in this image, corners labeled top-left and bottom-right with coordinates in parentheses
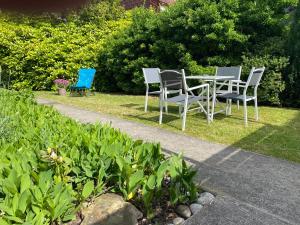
top-left (37, 98), bottom-right (300, 225)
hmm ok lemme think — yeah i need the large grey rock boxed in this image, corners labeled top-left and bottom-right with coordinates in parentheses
top-left (81, 193), bottom-right (142, 225)
top-left (175, 205), bottom-right (191, 218)
top-left (197, 192), bottom-right (215, 205)
top-left (173, 217), bottom-right (185, 225)
top-left (189, 203), bottom-right (203, 214)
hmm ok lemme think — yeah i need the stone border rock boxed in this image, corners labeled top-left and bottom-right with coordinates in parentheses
top-left (172, 192), bottom-right (215, 225)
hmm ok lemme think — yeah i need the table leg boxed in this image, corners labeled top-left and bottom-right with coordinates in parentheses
top-left (211, 80), bottom-right (216, 122)
top-left (228, 80), bottom-right (233, 115)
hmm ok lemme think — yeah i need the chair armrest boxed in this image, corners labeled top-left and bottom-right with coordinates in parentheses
top-left (231, 80), bottom-right (246, 84)
top-left (187, 83), bottom-right (209, 91)
top-left (231, 84), bottom-right (246, 88)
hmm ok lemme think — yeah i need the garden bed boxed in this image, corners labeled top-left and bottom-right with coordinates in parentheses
top-left (0, 89), bottom-right (200, 225)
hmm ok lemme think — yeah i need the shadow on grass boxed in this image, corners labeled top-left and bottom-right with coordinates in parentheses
top-left (127, 113), bottom-right (180, 125)
top-left (120, 103), bottom-right (140, 108)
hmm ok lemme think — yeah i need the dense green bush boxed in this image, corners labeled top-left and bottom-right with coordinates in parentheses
top-left (0, 0), bottom-right (299, 106)
top-left (0, 0), bottom-right (129, 90)
top-left (96, 0), bottom-right (297, 105)
top-left (241, 55), bottom-right (288, 105)
top-left (0, 89), bottom-right (197, 224)
top-left (287, 1), bottom-right (300, 106)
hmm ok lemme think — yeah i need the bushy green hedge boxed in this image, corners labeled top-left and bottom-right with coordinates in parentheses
top-left (287, 1), bottom-right (300, 107)
top-left (0, 89), bottom-right (197, 224)
top-left (0, 1), bottom-right (130, 90)
top-left (0, 0), bottom-right (299, 106)
top-left (96, 0), bottom-right (297, 106)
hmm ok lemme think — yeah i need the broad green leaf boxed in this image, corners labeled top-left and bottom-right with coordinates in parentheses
top-left (18, 189), bottom-right (31, 213)
top-left (82, 180), bottom-right (94, 199)
top-left (4, 216), bottom-right (23, 223)
top-left (128, 170), bottom-right (144, 193)
top-left (12, 193), bottom-right (19, 215)
top-left (146, 175), bottom-right (156, 190)
top-left (0, 218), bottom-right (10, 225)
top-left (20, 174), bottom-right (31, 193)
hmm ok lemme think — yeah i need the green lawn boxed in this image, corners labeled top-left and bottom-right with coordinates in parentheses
top-left (37, 91), bottom-right (300, 163)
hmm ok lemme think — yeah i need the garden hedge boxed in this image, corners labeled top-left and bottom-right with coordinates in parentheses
top-left (0, 0), bottom-right (299, 106)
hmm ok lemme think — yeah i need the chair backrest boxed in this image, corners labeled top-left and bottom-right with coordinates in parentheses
top-left (76, 68), bottom-right (96, 89)
top-left (246, 67), bottom-right (265, 88)
top-left (159, 70), bottom-right (184, 91)
top-left (142, 68), bottom-right (160, 84)
top-left (216, 66), bottom-right (242, 80)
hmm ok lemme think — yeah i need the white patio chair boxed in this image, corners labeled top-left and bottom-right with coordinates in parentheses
top-left (142, 68), bottom-right (181, 112)
top-left (215, 66), bottom-right (242, 110)
top-left (159, 69), bottom-right (210, 131)
top-left (218, 67), bottom-right (265, 126)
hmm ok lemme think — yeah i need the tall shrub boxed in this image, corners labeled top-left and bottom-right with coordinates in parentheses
top-left (0, 0), bottom-right (129, 90)
top-left (287, 0), bottom-right (300, 106)
top-left (97, 0), bottom-right (248, 93)
top-left (96, 0), bottom-right (296, 105)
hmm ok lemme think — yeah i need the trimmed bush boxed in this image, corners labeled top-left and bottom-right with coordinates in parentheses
top-left (0, 1), bottom-right (129, 90)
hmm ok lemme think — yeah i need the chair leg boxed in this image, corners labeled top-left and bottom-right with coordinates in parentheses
top-left (179, 105), bottom-right (182, 117)
top-left (225, 99), bottom-right (229, 116)
top-left (207, 86), bottom-right (210, 123)
top-left (159, 94), bottom-right (163, 125)
top-left (243, 100), bottom-right (248, 127)
top-left (237, 84), bottom-right (240, 110)
top-left (164, 90), bottom-right (168, 114)
top-left (229, 99), bottom-right (232, 115)
top-left (145, 88), bottom-right (149, 112)
top-left (182, 99), bottom-right (188, 131)
top-left (254, 98), bottom-right (259, 121)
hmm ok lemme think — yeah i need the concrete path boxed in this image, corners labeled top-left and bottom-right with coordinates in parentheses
top-left (37, 98), bottom-right (300, 225)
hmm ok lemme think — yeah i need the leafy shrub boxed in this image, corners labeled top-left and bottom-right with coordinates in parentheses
top-left (242, 55), bottom-right (289, 105)
top-left (0, 89), bottom-right (198, 224)
top-left (1, 0), bottom-right (299, 106)
top-left (286, 1), bottom-right (300, 107)
top-left (95, 0), bottom-right (297, 106)
top-left (0, 0), bottom-right (129, 90)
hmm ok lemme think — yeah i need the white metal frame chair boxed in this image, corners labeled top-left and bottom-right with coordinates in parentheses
top-left (159, 69), bottom-right (210, 131)
top-left (142, 68), bottom-right (181, 112)
top-left (218, 67), bottom-right (265, 126)
top-left (215, 66), bottom-right (242, 110)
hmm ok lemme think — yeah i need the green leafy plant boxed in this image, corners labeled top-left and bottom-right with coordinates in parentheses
top-left (0, 89), bottom-right (198, 223)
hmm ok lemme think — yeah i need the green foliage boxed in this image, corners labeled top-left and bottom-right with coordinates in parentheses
top-left (242, 55), bottom-right (288, 105)
top-left (287, 1), bottom-right (300, 106)
top-left (0, 89), bottom-right (198, 223)
top-left (0, 0), bottom-right (129, 90)
top-left (1, 0), bottom-right (298, 106)
top-left (96, 0), bottom-right (297, 105)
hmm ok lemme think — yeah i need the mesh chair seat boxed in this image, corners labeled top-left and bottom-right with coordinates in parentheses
top-left (166, 94), bottom-right (206, 104)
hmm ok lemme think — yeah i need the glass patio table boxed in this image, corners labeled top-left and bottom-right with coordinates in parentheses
top-left (186, 75), bottom-right (235, 121)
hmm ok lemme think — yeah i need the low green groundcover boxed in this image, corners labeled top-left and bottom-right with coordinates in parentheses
top-left (0, 89), bottom-right (197, 224)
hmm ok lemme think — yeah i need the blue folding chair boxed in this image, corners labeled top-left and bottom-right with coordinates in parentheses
top-left (70, 68), bottom-right (96, 96)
